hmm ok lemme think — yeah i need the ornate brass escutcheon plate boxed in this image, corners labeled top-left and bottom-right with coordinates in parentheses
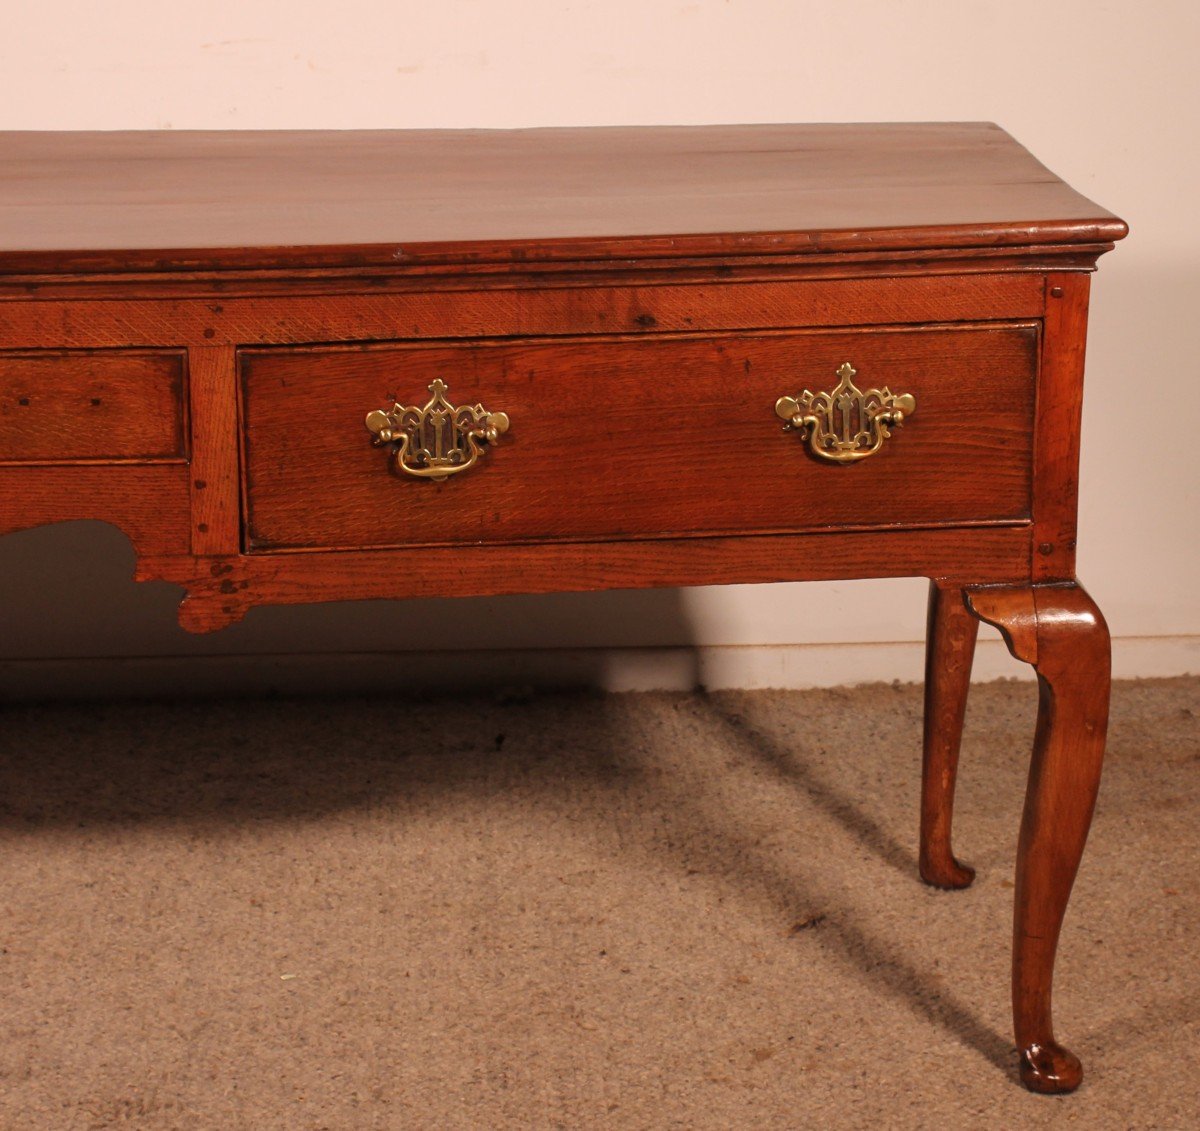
top-left (365, 379), bottom-right (510, 482)
top-left (775, 362), bottom-right (916, 463)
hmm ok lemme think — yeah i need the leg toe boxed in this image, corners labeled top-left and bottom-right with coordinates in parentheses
top-left (919, 854), bottom-right (976, 890)
top-left (1019, 1042), bottom-right (1083, 1094)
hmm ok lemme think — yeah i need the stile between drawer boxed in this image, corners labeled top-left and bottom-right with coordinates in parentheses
top-left (239, 323), bottom-right (1037, 553)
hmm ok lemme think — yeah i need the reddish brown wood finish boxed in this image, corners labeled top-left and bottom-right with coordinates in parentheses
top-left (188, 346), bottom-right (240, 556)
top-left (0, 247), bottom-right (1114, 303)
top-left (145, 525), bottom-right (1032, 635)
top-left (0, 124), bottom-right (1126, 1095)
top-left (0, 275), bottom-right (1046, 344)
top-left (965, 583), bottom-right (1110, 1094)
top-left (0, 349), bottom-right (186, 463)
top-left (0, 464), bottom-right (190, 556)
top-left (0, 125), bottom-right (1125, 275)
top-left (920, 582), bottom-right (980, 889)
top-left (1033, 273), bottom-right (1092, 582)
top-left (240, 325), bottom-right (1036, 552)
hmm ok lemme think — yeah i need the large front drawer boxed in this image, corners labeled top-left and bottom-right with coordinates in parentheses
top-left (240, 325), bottom-right (1036, 552)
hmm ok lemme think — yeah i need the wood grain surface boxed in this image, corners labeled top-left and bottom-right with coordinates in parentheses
top-left (0, 124), bottom-right (1126, 274)
top-left (966, 582), bottom-right (1111, 1094)
top-left (920, 582), bottom-right (981, 889)
top-left (1032, 273), bottom-right (1091, 581)
top-left (0, 349), bottom-right (186, 463)
top-left (0, 275), bottom-right (1045, 346)
top-left (143, 525), bottom-right (1032, 635)
top-left (241, 325), bottom-right (1037, 552)
top-left (0, 464), bottom-right (190, 556)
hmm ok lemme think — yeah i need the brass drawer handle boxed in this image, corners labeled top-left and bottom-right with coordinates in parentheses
top-left (365, 379), bottom-right (510, 482)
top-left (775, 362), bottom-right (915, 464)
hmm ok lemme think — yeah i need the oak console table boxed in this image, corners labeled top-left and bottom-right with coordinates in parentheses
top-left (0, 124), bottom-right (1126, 1092)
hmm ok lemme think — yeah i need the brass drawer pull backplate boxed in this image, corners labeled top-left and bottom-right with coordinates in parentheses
top-left (365, 379), bottom-right (510, 482)
top-left (775, 362), bottom-right (916, 463)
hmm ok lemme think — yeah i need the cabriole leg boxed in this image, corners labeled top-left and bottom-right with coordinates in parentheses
top-left (966, 582), bottom-right (1110, 1094)
top-left (920, 581), bottom-right (979, 888)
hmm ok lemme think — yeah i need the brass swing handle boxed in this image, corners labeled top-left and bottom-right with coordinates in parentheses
top-left (365, 379), bottom-right (509, 482)
top-left (775, 362), bottom-right (915, 464)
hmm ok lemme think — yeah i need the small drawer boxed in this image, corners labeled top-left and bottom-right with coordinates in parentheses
top-left (240, 324), bottom-right (1036, 553)
top-left (0, 349), bottom-right (187, 463)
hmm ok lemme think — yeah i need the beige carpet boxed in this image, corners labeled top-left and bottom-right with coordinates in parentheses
top-left (0, 677), bottom-right (1196, 1130)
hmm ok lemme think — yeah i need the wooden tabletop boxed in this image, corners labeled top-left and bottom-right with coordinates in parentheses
top-left (0, 123), bottom-right (1126, 273)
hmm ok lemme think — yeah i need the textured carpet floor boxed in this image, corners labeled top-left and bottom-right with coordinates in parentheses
top-left (0, 677), bottom-right (1196, 1130)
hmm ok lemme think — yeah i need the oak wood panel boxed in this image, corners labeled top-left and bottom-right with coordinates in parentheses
top-left (0, 125), bottom-right (1125, 275)
top-left (0, 244), bottom-right (1116, 304)
top-left (241, 325), bottom-right (1037, 552)
top-left (0, 465), bottom-right (190, 556)
top-left (1032, 273), bottom-right (1090, 581)
top-left (0, 349), bottom-right (186, 463)
top-left (0, 274), bottom-right (1045, 350)
top-left (138, 525), bottom-right (1033, 634)
top-left (188, 346), bottom-right (240, 555)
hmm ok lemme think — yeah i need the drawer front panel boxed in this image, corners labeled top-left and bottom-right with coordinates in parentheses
top-left (0, 349), bottom-right (187, 463)
top-left (241, 325), bottom-right (1036, 552)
